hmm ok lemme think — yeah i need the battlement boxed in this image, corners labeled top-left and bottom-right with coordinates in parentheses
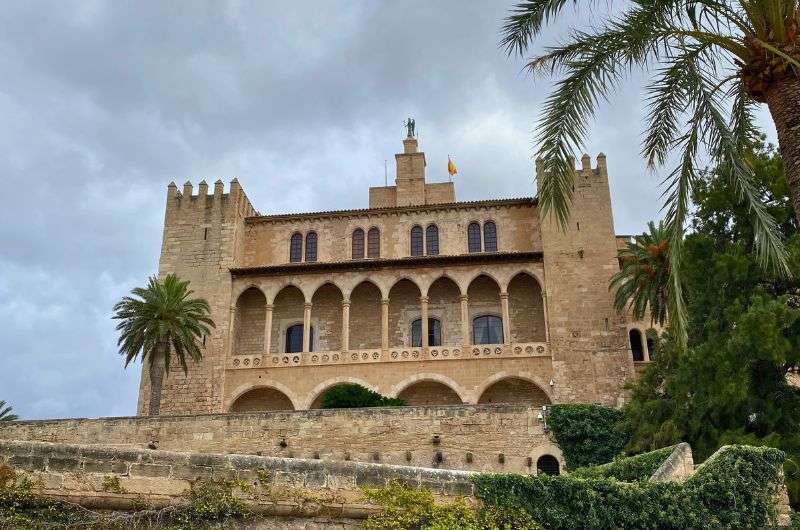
top-left (165, 178), bottom-right (257, 218)
top-left (535, 152), bottom-right (608, 181)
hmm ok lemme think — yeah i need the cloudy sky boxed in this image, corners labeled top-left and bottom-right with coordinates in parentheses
top-left (0, 1), bottom-right (777, 420)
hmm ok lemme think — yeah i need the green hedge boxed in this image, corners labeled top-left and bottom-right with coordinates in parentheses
top-left (474, 445), bottom-right (785, 530)
top-left (320, 383), bottom-right (406, 408)
top-left (572, 445), bottom-right (675, 482)
top-left (548, 404), bottom-right (629, 469)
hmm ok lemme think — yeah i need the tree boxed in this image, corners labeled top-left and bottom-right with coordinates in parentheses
top-left (113, 274), bottom-right (214, 416)
top-left (610, 220), bottom-right (671, 326)
top-left (319, 383), bottom-right (406, 409)
top-left (0, 400), bottom-right (18, 422)
top-left (501, 1), bottom-right (798, 344)
top-left (622, 143), bottom-right (800, 506)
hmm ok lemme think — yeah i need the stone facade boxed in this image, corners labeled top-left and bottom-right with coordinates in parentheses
top-left (138, 133), bottom-right (654, 417)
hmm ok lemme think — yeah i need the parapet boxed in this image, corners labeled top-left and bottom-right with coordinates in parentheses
top-left (535, 153), bottom-right (607, 180)
top-left (165, 178), bottom-right (257, 218)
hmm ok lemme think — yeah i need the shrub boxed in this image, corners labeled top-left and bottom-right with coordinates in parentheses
top-left (572, 445), bottom-right (675, 482)
top-left (321, 383), bottom-right (406, 408)
top-left (548, 404), bottom-right (629, 469)
top-left (474, 445), bottom-right (786, 530)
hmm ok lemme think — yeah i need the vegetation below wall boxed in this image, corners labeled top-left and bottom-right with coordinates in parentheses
top-left (320, 383), bottom-right (406, 408)
top-left (570, 446), bottom-right (675, 482)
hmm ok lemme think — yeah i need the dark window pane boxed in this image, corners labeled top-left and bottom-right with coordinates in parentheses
top-left (352, 229), bottom-right (365, 259)
top-left (411, 318), bottom-right (441, 347)
top-left (425, 224), bottom-right (439, 255)
top-left (483, 221), bottom-right (497, 252)
top-left (305, 232), bottom-right (318, 262)
top-left (285, 324), bottom-right (314, 353)
top-left (290, 233), bottom-right (303, 262)
top-left (286, 324), bottom-right (303, 352)
top-left (410, 226), bottom-right (423, 256)
top-left (473, 315), bottom-right (503, 344)
top-left (367, 228), bottom-right (380, 258)
top-left (468, 222), bottom-right (481, 253)
top-left (629, 329), bottom-right (644, 361)
top-left (537, 455), bottom-right (560, 476)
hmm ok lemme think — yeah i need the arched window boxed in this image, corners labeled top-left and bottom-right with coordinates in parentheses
top-left (536, 455), bottom-right (560, 476)
top-left (305, 231), bottom-right (318, 262)
top-left (468, 222), bottom-right (482, 253)
top-left (352, 228), bottom-right (365, 259)
top-left (285, 324), bottom-right (314, 353)
top-left (473, 315), bottom-right (503, 345)
top-left (411, 318), bottom-right (442, 347)
top-left (646, 330), bottom-right (657, 361)
top-left (425, 224), bottom-right (439, 255)
top-left (483, 221), bottom-right (498, 252)
top-left (367, 227), bottom-right (380, 258)
top-left (629, 329), bottom-right (645, 361)
top-left (410, 225), bottom-right (423, 256)
top-left (289, 233), bottom-right (303, 263)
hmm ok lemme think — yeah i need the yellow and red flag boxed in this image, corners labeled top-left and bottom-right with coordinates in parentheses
top-left (447, 156), bottom-right (457, 177)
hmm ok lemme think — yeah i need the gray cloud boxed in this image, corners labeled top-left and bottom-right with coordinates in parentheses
top-left (0, 1), bottom-right (777, 419)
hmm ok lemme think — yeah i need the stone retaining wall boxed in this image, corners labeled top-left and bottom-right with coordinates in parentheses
top-left (0, 404), bottom-right (561, 474)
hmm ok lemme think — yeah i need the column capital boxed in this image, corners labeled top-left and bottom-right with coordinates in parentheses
top-left (341, 299), bottom-right (351, 308)
top-left (304, 302), bottom-right (313, 310)
top-left (459, 294), bottom-right (469, 302)
top-left (499, 291), bottom-right (510, 300)
top-left (419, 296), bottom-right (429, 304)
top-left (265, 304), bottom-right (274, 311)
top-left (381, 298), bottom-right (390, 305)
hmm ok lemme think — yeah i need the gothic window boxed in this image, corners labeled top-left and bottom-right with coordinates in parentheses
top-left (537, 455), bottom-right (560, 476)
top-left (411, 318), bottom-right (442, 347)
top-left (286, 324), bottom-right (314, 353)
top-left (468, 222), bottom-right (481, 253)
top-left (367, 227), bottom-right (380, 258)
top-left (629, 329), bottom-right (645, 361)
top-left (305, 231), bottom-right (318, 262)
top-left (410, 225), bottom-right (423, 256)
top-left (483, 221), bottom-right (498, 252)
top-left (352, 228), bottom-right (365, 259)
top-left (289, 233), bottom-right (303, 263)
top-left (473, 315), bottom-right (503, 345)
top-left (425, 224), bottom-right (439, 255)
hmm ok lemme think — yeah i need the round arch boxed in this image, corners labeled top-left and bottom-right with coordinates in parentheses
top-left (472, 372), bottom-right (554, 405)
top-left (303, 377), bottom-right (381, 410)
top-left (227, 381), bottom-right (300, 412)
top-left (388, 373), bottom-right (469, 404)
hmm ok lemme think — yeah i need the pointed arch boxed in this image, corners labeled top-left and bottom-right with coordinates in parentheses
top-left (507, 272), bottom-right (546, 343)
top-left (233, 287), bottom-right (267, 356)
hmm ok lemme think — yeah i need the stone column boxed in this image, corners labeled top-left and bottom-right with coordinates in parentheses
top-left (500, 292), bottom-right (511, 344)
top-left (381, 298), bottom-right (390, 350)
top-left (302, 302), bottom-right (312, 352)
top-left (420, 296), bottom-right (429, 348)
top-left (341, 299), bottom-right (350, 351)
top-left (228, 305), bottom-right (236, 354)
top-left (460, 295), bottom-right (470, 346)
top-left (264, 304), bottom-right (274, 355)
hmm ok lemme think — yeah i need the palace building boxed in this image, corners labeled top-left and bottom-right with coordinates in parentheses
top-left (137, 131), bottom-right (654, 416)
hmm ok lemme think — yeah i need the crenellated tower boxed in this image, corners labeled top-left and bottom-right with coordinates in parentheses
top-left (537, 154), bottom-right (634, 406)
top-left (137, 178), bottom-right (256, 415)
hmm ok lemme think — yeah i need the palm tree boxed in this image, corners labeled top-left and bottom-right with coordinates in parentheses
top-left (610, 221), bottom-right (671, 326)
top-left (113, 274), bottom-right (214, 416)
top-left (501, 1), bottom-right (797, 344)
top-left (0, 400), bottom-right (18, 421)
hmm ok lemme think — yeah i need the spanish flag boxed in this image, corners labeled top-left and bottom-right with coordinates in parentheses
top-left (447, 156), bottom-right (457, 177)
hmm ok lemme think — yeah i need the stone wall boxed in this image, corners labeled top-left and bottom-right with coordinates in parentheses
top-left (0, 405), bottom-right (562, 474)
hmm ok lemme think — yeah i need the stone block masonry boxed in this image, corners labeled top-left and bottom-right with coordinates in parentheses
top-left (0, 404), bottom-right (563, 474)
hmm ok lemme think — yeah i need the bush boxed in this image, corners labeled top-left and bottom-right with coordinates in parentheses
top-left (572, 445), bottom-right (674, 482)
top-left (548, 404), bottom-right (629, 469)
top-left (320, 383), bottom-right (406, 408)
top-left (474, 445), bottom-right (786, 530)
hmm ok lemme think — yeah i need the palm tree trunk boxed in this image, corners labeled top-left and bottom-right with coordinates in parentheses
top-left (148, 345), bottom-right (166, 416)
top-left (765, 78), bottom-right (800, 224)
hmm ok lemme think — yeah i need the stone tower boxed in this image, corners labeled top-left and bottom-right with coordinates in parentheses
top-left (137, 179), bottom-right (256, 415)
top-left (537, 154), bottom-right (634, 406)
